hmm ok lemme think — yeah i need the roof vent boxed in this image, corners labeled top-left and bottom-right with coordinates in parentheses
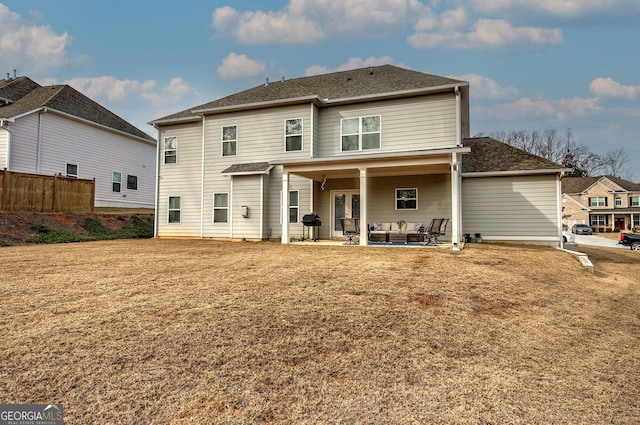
top-left (368, 67), bottom-right (374, 75)
top-left (264, 77), bottom-right (269, 87)
top-left (281, 76), bottom-right (285, 82)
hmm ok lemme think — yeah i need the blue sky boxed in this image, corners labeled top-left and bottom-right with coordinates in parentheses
top-left (2, 0), bottom-right (639, 179)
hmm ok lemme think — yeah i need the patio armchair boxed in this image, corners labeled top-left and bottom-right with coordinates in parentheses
top-left (423, 218), bottom-right (446, 245)
top-left (341, 218), bottom-right (360, 245)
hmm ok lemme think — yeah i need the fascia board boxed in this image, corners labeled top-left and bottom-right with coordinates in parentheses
top-left (462, 168), bottom-right (570, 178)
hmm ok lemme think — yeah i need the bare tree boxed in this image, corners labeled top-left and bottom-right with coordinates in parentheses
top-left (601, 148), bottom-right (629, 177)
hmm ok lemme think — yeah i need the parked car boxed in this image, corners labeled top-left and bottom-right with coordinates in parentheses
top-left (572, 223), bottom-right (593, 235)
top-left (619, 233), bottom-right (640, 250)
top-left (562, 231), bottom-right (575, 244)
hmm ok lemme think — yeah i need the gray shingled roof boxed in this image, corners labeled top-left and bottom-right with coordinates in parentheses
top-left (221, 162), bottom-right (272, 174)
top-left (562, 175), bottom-right (640, 193)
top-left (0, 78), bottom-right (155, 143)
top-left (153, 65), bottom-right (466, 123)
top-left (0, 77), bottom-right (41, 104)
top-left (462, 137), bottom-right (565, 173)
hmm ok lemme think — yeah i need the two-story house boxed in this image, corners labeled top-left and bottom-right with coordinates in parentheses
top-left (0, 76), bottom-right (156, 209)
top-left (150, 65), bottom-right (567, 249)
top-left (562, 175), bottom-right (640, 232)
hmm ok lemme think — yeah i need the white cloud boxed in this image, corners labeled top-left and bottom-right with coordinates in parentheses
top-left (305, 56), bottom-right (407, 76)
top-left (217, 53), bottom-right (266, 80)
top-left (450, 74), bottom-right (518, 100)
top-left (0, 4), bottom-right (75, 72)
top-left (408, 18), bottom-right (562, 49)
top-left (66, 76), bottom-right (156, 101)
top-left (212, 1), bottom-right (428, 45)
top-left (483, 96), bottom-right (601, 122)
top-left (589, 77), bottom-right (640, 100)
top-left (465, 0), bottom-right (640, 19)
top-left (66, 76), bottom-right (198, 108)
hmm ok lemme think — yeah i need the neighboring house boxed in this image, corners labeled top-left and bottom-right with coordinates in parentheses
top-left (0, 76), bottom-right (156, 209)
top-left (562, 175), bottom-right (640, 231)
top-left (150, 65), bottom-right (567, 249)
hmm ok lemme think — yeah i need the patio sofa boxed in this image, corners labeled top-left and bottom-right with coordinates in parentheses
top-left (368, 221), bottom-right (424, 243)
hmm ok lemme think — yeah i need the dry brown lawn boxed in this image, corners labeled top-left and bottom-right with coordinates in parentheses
top-left (1, 240), bottom-right (639, 424)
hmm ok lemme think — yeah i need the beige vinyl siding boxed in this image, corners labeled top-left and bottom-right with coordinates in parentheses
top-left (5, 113), bottom-right (39, 173)
top-left (462, 175), bottom-right (559, 239)
top-left (157, 122), bottom-right (203, 237)
top-left (203, 105), bottom-right (312, 162)
top-left (317, 94), bottom-right (457, 157)
top-left (228, 175), bottom-right (262, 239)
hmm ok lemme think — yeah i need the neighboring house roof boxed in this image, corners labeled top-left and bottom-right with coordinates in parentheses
top-left (0, 77), bottom-right (155, 143)
top-left (562, 175), bottom-right (640, 194)
top-left (0, 76), bottom-right (41, 104)
top-left (461, 137), bottom-right (565, 174)
top-left (152, 65), bottom-right (467, 124)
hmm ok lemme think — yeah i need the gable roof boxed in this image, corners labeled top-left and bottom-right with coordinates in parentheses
top-left (0, 76), bottom-right (41, 104)
top-left (0, 78), bottom-right (155, 143)
top-left (152, 65), bottom-right (467, 124)
top-left (562, 175), bottom-right (640, 194)
top-left (462, 137), bottom-right (566, 174)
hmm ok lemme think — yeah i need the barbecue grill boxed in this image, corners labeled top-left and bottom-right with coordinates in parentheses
top-left (302, 213), bottom-right (321, 241)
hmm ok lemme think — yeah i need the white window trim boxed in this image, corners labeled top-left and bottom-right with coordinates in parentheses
top-left (280, 190), bottom-right (300, 224)
top-left (590, 215), bottom-right (607, 226)
top-left (630, 196), bottom-right (640, 207)
top-left (340, 115), bottom-right (381, 152)
top-left (168, 196), bottom-right (181, 224)
top-left (395, 187), bottom-right (418, 211)
top-left (112, 172), bottom-right (121, 193)
top-left (213, 192), bottom-right (229, 223)
top-left (222, 125), bottom-right (238, 157)
top-left (164, 136), bottom-right (177, 164)
top-left (615, 197), bottom-right (622, 206)
top-left (284, 118), bottom-right (304, 152)
top-left (589, 197), bottom-right (607, 207)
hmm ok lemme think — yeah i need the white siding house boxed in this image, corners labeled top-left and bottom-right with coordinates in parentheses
top-left (151, 65), bottom-right (567, 248)
top-left (0, 76), bottom-right (156, 209)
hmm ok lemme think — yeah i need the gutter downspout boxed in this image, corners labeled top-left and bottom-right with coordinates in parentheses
top-left (201, 115), bottom-right (206, 238)
top-left (451, 86), bottom-right (462, 250)
top-left (153, 125), bottom-right (161, 238)
top-left (0, 119), bottom-right (14, 169)
top-left (36, 109), bottom-right (47, 173)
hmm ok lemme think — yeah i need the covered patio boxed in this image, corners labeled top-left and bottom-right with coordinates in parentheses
top-left (274, 147), bottom-right (470, 250)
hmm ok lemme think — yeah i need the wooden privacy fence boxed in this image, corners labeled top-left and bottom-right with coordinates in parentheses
top-left (0, 169), bottom-right (95, 212)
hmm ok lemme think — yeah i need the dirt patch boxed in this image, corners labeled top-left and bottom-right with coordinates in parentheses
top-left (1, 240), bottom-right (639, 424)
top-left (0, 211), bottom-right (154, 245)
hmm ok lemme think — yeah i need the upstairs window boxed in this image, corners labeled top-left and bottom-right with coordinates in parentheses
top-left (341, 115), bottom-right (381, 152)
top-left (222, 125), bottom-right (237, 156)
top-left (615, 197), bottom-right (622, 207)
top-left (112, 172), bottom-right (121, 192)
top-left (285, 118), bottom-right (303, 151)
top-left (396, 188), bottom-right (417, 210)
top-left (631, 196), bottom-right (640, 207)
top-left (589, 197), bottom-right (607, 207)
top-left (127, 175), bottom-right (138, 191)
top-left (164, 136), bottom-right (177, 164)
top-left (66, 163), bottom-right (78, 178)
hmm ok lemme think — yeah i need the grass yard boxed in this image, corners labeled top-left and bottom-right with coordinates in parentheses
top-left (1, 240), bottom-right (639, 424)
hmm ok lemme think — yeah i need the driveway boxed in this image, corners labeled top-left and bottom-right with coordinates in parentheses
top-left (574, 234), bottom-right (627, 249)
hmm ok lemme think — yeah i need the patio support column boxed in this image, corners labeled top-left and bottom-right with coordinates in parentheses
top-left (611, 213), bottom-right (615, 231)
top-left (359, 167), bottom-right (368, 246)
top-left (632, 213), bottom-right (635, 230)
top-left (450, 153), bottom-right (461, 251)
top-left (281, 171), bottom-right (290, 244)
